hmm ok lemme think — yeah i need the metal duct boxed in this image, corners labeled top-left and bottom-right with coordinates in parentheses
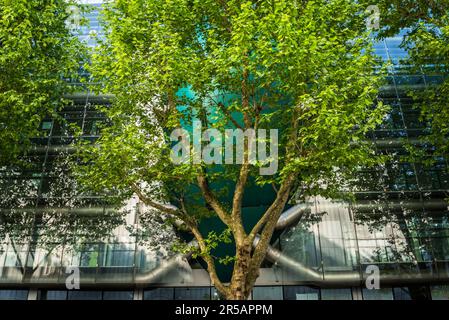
top-left (275, 204), bottom-right (311, 230)
top-left (134, 241), bottom-right (197, 284)
top-left (123, 204), bottom-right (309, 285)
top-left (63, 93), bottom-right (114, 104)
top-left (3, 201), bottom-right (448, 287)
top-left (352, 199), bottom-right (449, 213)
top-left (260, 240), bottom-right (448, 286)
top-left (29, 145), bottom-right (76, 154)
top-left (373, 138), bottom-right (421, 149)
top-left (256, 202), bottom-right (449, 286)
top-left (0, 207), bottom-right (118, 215)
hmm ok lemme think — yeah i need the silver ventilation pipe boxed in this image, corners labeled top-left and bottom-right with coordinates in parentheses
top-left (134, 240), bottom-right (197, 284)
top-left (0, 241), bottom-right (198, 287)
top-left (275, 204), bottom-right (311, 230)
top-left (133, 204), bottom-right (310, 285)
top-left (0, 207), bottom-right (118, 215)
top-left (132, 204), bottom-right (309, 285)
top-left (29, 145), bottom-right (77, 154)
top-left (7, 201), bottom-right (448, 287)
top-left (21, 204), bottom-right (304, 286)
top-left (352, 199), bottom-right (449, 212)
top-left (256, 202), bottom-right (449, 286)
top-left (254, 236), bottom-right (323, 282)
top-left (259, 239), bottom-right (446, 286)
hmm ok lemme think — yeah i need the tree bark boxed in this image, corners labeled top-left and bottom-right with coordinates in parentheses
top-left (226, 242), bottom-right (252, 300)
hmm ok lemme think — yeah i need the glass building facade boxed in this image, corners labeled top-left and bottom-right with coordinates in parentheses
top-left (0, 3), bottom-right (448, 300)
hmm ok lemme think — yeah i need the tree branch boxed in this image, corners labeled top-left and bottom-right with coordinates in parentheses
top-left (217, 0), bottom-right (233, 33)
top-left (217, 102), bottom-right (243, 130)
top-left (244, 173), bottom-right (296, 292)
top-left (247, 174), bottom-right (296, 243)
top-left (231, 162), bottom-right (249, 240)
top-left (130, 183), bottom-right (179, 216)
top-left (244, 105), bottom-right (302, 289)
top-left (190, 224), bottom-right (229, 297)
top-left (196, 172), bottom-right (232, 227)
top-left (229, 59), bottom-right (254, 240)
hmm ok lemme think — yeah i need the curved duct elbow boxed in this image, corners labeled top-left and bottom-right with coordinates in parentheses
top-left (261, 243), bottom-right (449, 286)
top-left (135, 241), bottom-right (198, 284)
top-left (275, 204), bottom-right (311, 230)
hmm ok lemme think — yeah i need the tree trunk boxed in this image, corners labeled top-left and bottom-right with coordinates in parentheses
top-left (226, 243), bottom-right (252, 300)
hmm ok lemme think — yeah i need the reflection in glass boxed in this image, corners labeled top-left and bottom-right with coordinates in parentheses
top-left (175, 287), bottom-right (211, 300)
top-left (144, 288), bottom-right (174, 300)
top-left (362, 288), bottom-right (393, 300)
top-left (0, 290), bottom-right (28, 300)
top-left (430, 286), bottom-right (449, 300)
top-left (321, 288), bottom-right (352, 300)
top-left (40, 290), bottom-right (68, 300)
top-left (67, 290), bottom-right (102, 300)
top-left (103, 291), bottom-right (133, 300)
top-left (283, 286), bottom-right (319, 300)
top-left (253, 286), bottom-right (283, 300)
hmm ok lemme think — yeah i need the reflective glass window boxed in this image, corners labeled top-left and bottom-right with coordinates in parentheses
top-left (362, 288), bottom-right (393, 300)
top-left (321, 288), bottom-right (352, 300)
top-left (431, 286), bottom-right (449, 300)
top-left (283, 286), bottom-right (318, 300)
top-left (0, 290), bottom-right (28, 300)
top-left (252, 286), bottom-right (283, 300)
top-left (39, 290), bottom-right (68, 300)
top-left (103, 291), bottom-right (134, 300)
top-left (67, 290), bottom-right (102, 300)
top-left (144, 288), bottom-right (174, 300)
top-left (174, 287), bottom-right (211, 300)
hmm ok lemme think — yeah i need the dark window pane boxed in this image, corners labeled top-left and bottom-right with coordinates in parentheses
top-left (431, 286), bottom-right (449, 300)
top-left (253, 286), bottom-right (283, 300)
top-left (393, 287), bottom-right (412, 300)
top-left (362, 288), bottom-right (393, 300)
top-left (321, 288), bottom-right (352, 300)
top-left (393, 287), bottom-right (430, 300)
top-left (144, 288), bottom-right (174, 300)
top-left (175, 287), bottom-right (210, 300)
top-left (40, 290), bottom-right (68, 300)
top-left (103, 291), bottom-right (134, 300)
top-left (0, 290), bottom-right (28, 300)
top-left (282, 286), bottom-right (318, 300)
top-left (407, 286), bottom-right (431, 300)
top-left (67, 290), bottom-right (102, 300)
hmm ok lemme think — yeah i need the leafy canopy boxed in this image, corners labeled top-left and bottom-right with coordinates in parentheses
top-left (360, 0), bottom-right (449, 157)
top-left (0, 0), bottom-right (86, 165)
top-left (79, 0), bottom-right (388, 298)
top-left (84, 0), bottom-right (387, 200)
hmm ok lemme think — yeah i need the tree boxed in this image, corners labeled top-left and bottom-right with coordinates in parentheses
top-left (0, 152), bottom-right (180, 281)
top-left (362, 0), bottom-right (449, 156)
top-left (0, 153), bottom-right (127, 277)
top-left (79, 0), bottom-right (388, 299)
top-left (360, 1), bottom-right (448, 38)
top-left (0, 0), bottom-right (86, 165)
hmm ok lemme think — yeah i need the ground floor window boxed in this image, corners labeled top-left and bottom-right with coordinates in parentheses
top-left (174, 287), bottom-right (211, 300)
top-left (38, 290), bottom-right (133, 300)
top-left (430, 285), bottom-right (449, 300)
top-left (362, 288), bottom-right (393, 300)
top-left (321, 288), bottom-right (352, 300)
top-left (253, 286), bottom-right (284, 300)
top-left (283, 286), bottom-right (319, 300)
top-left (144, 288), bottom-right (174, 300)
top-left (0, 290), bottom-right (28, 300)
